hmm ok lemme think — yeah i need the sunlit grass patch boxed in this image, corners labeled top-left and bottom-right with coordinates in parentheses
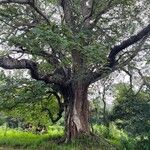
top-left (0, 128), bottom-right (46, 149)
top-left (0, 125), bottom-right (116, 150)
top-left (0, 125), bottom-right (64, 149)
top-left (0, 124), bottom-right (137, 150)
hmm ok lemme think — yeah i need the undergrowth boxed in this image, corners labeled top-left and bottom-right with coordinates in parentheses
top-left (0, 125), bottom-right (115, 150)
top-left (0, 124), bottom-right (149, 150)
top-left (93, 124), bottom-right (150, 150)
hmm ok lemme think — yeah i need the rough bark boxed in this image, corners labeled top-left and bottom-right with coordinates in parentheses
top-left (65, 82), bottom-right (90, 141)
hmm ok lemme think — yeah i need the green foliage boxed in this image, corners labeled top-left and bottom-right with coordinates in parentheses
top-left (134, 137), bottom-right (150, 150)
top-left (111, 84), bottom-right (150, 136)
top-left (0, 0), bottom-right (149, 70)
top-left (0, 0), bottom-right (148, 76)
top-left (93, 124), bottom-right (140, 150)
top-left (109, 84), bottom-right (150, 149)
top-left (0, 113), bottom-right (6, 126)
top-left (90, 98), bottom-right (108, 125)
top-left (0, 73), bottom-right (62, 126)
top-left (83, 43), bottom-right (108, 65)
top-left (108, 124), bottom-right (150, 150)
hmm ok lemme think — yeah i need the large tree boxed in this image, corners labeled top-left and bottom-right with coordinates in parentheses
top-left (0, 0), bottom-right (150, 141)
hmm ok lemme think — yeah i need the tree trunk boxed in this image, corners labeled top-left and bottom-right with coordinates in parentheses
top-left (65, 82), bottom-right (90, 141)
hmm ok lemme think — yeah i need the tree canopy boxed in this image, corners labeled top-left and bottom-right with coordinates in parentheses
top-left (0, 0), bottom-right (149, 84)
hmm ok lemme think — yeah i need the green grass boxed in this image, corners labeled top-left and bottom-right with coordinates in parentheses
top-left (3, 124), bottom-right (148, 150)
top-left (0, 125), bottom-right (116, 150)
top-left (0, 124), bottom-right (149, 150)
top-left (0, 126), bottom-right (64, 150)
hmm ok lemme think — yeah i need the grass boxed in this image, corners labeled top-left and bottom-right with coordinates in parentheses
top-left (0, 124), bottom-right (150, 150)
top-left (0, 125), bottom-right (63, 150)
top-left (1, 124), bottom-right (148, 150)
top-left (0, 125), bottom-right (116, 150)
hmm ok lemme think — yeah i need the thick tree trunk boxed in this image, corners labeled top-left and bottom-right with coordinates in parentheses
top-left (65, 82), bottom-right (90, 141)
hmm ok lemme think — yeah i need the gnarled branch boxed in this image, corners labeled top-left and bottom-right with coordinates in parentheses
top-left (0, 56), bottom-right (65, 85)
top-left (108, 23), bottom-right (150, 67)
top-left (88, 24), bottom-right (150, 84)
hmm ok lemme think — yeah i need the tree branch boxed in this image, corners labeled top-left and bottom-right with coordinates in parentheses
top-left (12, 47), bottom-right (60, 67)
top-left (133, 67), bottom-right (150, 89)
top-left (81, 0), bottom-right (94, 27)
top-left (91, 0), bottom-right (113, 27)
top-left (87, 24), bottom-right (150, 84)
top-left (0, 0), bottom-right (50, 24)
top-left (0, 56), bottom-right (65, 85)
top-left (29, 3), bottom-right (50, 25)
top-left (60, 0), bottom-right (75, 28)
top-left (108, 23), bottom-right (150, 67)
top-left (122, 68), bottom-right (133, 89)
top-left (117, 36), bottom-right (148, 68)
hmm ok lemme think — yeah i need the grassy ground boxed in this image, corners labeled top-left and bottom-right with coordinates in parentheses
top-left (1, 124), bottom-right (147, 150)
top-left (0, 126), bottom-right (63, 150)
top-left (0, 124), bottom-right (149, 150)
top-left (0, 125), bottom-right (116, 150)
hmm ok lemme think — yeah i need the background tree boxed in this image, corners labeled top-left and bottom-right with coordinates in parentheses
top-left (110, 83), bottom-right (150, 149)
top-left (110, 83), bottom-right (150, 135)
top-left (89, 76), bottom-right (114, 125)
top-left (0, 0), bottom-right (150, 141)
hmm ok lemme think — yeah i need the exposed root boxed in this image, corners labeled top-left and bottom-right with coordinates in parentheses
top-left (53, 132), bottom-right (116, 150)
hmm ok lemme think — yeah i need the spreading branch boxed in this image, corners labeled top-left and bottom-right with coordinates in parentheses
top-left (0, 56), bottom-right (65, 85)
top-left (117, 36), bottom-right (148, 68)
top-left (108, 23), bottom-right (150, 67)
top-left (0, 0), bottom-right (50, 24)
top-left (88, 24), bottom-right (150, 84)
top-left (12, 47), bottom-right (60, 67)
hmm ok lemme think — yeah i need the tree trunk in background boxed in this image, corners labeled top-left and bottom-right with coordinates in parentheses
top-left (65, 82), bottom-right (90, 141)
